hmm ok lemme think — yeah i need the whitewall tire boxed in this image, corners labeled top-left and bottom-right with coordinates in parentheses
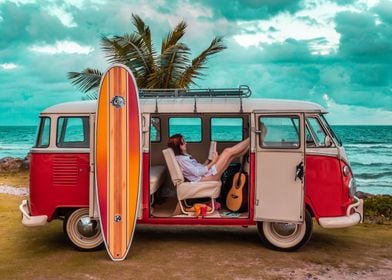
top-left (63, 208), bottom-right (103, 251)
top-left (257, 209), bottom-right (313, 251)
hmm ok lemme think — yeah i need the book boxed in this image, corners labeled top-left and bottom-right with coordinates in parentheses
top-left (208, 141), bottom-right (217, 161)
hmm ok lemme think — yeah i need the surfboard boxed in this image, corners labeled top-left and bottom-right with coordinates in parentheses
top-left (95, 64), bottom-right (141, 261)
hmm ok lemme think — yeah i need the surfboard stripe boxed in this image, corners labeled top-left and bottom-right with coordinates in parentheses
top-left (127, 74), bottom-right (140, 238)
top-left (96, 74), bottom-right (109, 241)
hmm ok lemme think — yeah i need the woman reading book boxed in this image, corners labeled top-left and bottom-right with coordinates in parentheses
top-left (167, 134), bottom-right (250, 182)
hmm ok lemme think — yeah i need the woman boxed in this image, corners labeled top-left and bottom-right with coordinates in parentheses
top-left (167, 134), bottom-right (250, 182)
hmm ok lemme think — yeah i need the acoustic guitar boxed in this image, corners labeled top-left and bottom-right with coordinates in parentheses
top-left (226, 157), bottom-right (248, 212)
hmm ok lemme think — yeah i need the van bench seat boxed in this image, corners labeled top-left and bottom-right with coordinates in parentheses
top-left (150, 165), bottom-right (166, 195)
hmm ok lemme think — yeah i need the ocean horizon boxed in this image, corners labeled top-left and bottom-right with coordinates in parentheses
top-left (0, 125), bottom-right (391, 195)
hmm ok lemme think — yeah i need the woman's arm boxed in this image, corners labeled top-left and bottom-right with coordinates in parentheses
top-left (177, 155), bottom-right (216, 180)
top-left (206, 151), bottom-right (218, 169)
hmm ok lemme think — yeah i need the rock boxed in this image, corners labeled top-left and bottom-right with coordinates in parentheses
top-left (355, 191), bottom-right (373, 199)
top-left (21, 153), bottom-right (31, 170)
top-left (0, 157), bottom-right (25, 173)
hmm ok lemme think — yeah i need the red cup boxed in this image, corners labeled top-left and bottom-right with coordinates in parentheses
top-left (201, 206), bottom-right (207, 216)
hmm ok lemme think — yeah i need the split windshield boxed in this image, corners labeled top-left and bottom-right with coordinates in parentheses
top-left (320, 115), bottom-right (342, 146)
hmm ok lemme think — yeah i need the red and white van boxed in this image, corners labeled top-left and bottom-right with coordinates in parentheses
top-left (20, 87), bottom-right (363, 251)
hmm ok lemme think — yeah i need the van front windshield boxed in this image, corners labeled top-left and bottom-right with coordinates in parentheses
top-left (320, 115), bottom-right (342, 146)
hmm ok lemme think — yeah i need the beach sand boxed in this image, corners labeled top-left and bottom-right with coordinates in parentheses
top-left (1, 172), bottom-right (391, 279)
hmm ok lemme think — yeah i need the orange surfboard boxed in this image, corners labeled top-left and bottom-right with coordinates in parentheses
top-left (95, 64), bottom-right (141, 261)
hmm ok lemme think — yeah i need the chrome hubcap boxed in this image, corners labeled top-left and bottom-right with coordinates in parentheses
top-left (271, 222), bottom-right (298, 237)
top-left (76, 216), bottom-right (100, 238)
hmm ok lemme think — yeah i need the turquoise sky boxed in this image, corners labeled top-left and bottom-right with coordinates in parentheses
top-left (0, 0), bottom-right (391, 125)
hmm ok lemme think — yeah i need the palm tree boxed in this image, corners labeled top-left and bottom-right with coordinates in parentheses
top-left (68, 14), bottom-right (226, 96)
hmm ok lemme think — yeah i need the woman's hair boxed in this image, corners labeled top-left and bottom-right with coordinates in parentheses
top-left (168, 134), bottom-right (185, 156)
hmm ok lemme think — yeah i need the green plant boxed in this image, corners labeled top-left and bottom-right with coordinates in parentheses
top-left (364, 195), bottom-right (392, 224)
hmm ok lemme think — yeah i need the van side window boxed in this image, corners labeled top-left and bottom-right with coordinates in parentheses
top-left (36, 117), bottom-right (51, 148)
top-left (305, 126), bottom-right (316, 147)
top-left (211, 117), bottom-right (243, 142)
top-left (306, 117), bottom-right (327, 147)
top-left (150, 117), bottom-right (161, 142)
top-left (57, 117), bottom-right (89, 148)
top-left (169, 117), bottom-right (202, 142)
top-left (259, 116), bottom-right (300, 148)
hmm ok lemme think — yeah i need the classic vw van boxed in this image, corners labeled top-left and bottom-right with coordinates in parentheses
top-left (20, 86), bottom-right (363, 251)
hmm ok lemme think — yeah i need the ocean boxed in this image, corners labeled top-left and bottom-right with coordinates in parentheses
top-left (0, 125), bottom-right (391, 195)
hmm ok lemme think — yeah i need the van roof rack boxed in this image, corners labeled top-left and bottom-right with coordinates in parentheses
top-left (139, 85), bottom-right (251, 99)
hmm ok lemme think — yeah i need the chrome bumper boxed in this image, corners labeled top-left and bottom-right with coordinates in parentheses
top-left (19, 200), bottom-right (48, 227)
top-left (318, 196), bottom-right (363, 229)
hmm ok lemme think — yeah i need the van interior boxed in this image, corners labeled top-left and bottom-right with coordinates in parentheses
top-left (148, 113), bottom-right (250, 219)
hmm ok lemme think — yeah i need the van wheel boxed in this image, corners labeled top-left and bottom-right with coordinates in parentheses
top-left (257, 209), bottom-right (313, 251)
top-left (63, 208), bottom-right (103, 251)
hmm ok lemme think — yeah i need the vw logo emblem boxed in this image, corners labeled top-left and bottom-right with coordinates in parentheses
top-left (111, 96), bottom-right (125, 108)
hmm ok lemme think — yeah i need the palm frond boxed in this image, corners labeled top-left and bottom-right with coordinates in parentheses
top-left (116, 34), bottom-right (156, 85)
top-left (131, 14), bottom-right (153, 55)
top-left (160, 43), bottom-right (190, 88)
top-left (67, 68), bottom-right (102, 94)
top-left (178, 36), bottom-right (226, 88)
top-left (101, 36), bottom-right (130, 65)
top-left (161, 20), bottom-right (187, 54)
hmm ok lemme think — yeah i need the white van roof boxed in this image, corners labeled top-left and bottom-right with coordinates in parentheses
top-left (41, 98), bottom-right (327, 114)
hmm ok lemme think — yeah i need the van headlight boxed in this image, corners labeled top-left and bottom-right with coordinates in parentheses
top-left (348, 178), bottom-right (356, 198)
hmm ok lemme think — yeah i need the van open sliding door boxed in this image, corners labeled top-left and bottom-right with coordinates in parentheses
top-left (254, 113), bottom-right (305, 223)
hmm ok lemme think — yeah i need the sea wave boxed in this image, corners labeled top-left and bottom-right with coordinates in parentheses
top-left (0, 144), bottom-right (32, 150)
top-left (357, 186), bottom-right (392, 195)
top-left (355, 177), bottom-right (392, 185)
top-left (343, 141), bottom-right (392, 148)
top-left (350, 162), bottom-right (385, 167)
top-left (345, 144), bottom-right (392, 149)
top-left (355, 171), bottom-right (392, 180)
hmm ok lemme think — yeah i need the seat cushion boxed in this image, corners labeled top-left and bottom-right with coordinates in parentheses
top-left (150, 165), bottom-right (166, 195)
top-left (177, 181), bottom-right (221, 200)
top-left (162, 148), bottom-right (184, 185)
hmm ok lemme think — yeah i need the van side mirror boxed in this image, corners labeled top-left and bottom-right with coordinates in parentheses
top-left (324, 135), bottom-right (333, 147)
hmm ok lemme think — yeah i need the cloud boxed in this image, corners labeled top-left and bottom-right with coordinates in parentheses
top-left (0, 0), bottom-right (391, 126)
top-left (0, 63), bottom-right (19, 70)
top-left (198, 0), bottom-right (302, 21)
top-left (335, 10), bottom-right (392, 62)
top-left (44, 5), bottom-right (77, 28)
top-left (322, 93), bottom-right (392, 125)
top-left (29, 40), bottom-right (94, 55)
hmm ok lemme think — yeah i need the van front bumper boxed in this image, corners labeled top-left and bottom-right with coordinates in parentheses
top-left (318, 196), bottom-right (363, 229)
top-left (19, 200), bottom-right (48, 227)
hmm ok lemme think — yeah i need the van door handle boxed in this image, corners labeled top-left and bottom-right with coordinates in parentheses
top-left (295, 162), bottom-right (304, 183)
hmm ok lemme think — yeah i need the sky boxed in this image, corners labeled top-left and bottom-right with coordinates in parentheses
top-left (0, 0), bottom-right (391, 125)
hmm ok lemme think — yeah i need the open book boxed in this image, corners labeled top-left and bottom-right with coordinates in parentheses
top-left (208, 141), bottom-right (217, 161)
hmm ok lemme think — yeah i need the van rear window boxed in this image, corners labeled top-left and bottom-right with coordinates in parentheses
top-left (57, 117), bottom-right (89, 148)
top-left (35, 117), bottom-right (51, 148)
top-left (169, 117), bottom-right (202, 142)
top-left (150, 117), bottom-right (161, 142)
top-left (211, 118), bottom-right (243, 142)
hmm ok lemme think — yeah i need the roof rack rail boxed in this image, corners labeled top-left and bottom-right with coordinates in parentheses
top-left (139, 85), bottom-right (251, 99)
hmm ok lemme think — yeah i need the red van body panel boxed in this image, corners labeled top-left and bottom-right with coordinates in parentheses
top-left (29, 153), bottom-right (90, 220)
top-left (29, 151), bottom-right (351, 224)
top-left (305, 154), bottom-right (351, 219)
